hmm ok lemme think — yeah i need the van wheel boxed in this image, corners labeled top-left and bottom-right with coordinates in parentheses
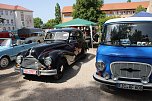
top-left (0, 57), bottom-right (10, 68)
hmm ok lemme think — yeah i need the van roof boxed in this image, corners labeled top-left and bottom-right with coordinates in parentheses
top-left (105, 17), bottom-right (152, 24)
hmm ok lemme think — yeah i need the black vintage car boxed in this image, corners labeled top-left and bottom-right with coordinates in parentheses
top-left (15, 28), bottom-right (88, 80)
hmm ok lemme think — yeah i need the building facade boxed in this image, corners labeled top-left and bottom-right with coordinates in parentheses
top-left (0, 3), bottom-right (34, 31)
top-left (62, 1), bottom-right (149, 23)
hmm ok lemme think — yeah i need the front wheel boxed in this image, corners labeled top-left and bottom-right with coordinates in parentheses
top-left (0, 57), bottom-right (10, 68)
top-left (53, 65), bottom-right (64, 80)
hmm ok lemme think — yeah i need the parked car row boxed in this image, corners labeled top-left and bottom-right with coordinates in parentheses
top-left (2, 17), bottom-right (152, 91)
top-left (0, 28), bottom-right (45, 68)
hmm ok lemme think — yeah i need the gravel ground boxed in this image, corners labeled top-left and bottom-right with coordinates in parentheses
top-left (0, 48), bottom-right (152, 101)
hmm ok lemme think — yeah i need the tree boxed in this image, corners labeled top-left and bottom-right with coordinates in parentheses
top-left (127, 0), bottom-right (131, 2)
top-left (55, 3), bottom-right (61, 24)
top-left (135, 5), bottom-right (146, 13)
top-left (72, 0), bottom-right (104, 22)
top-left (98, 16), bottom-right (119, 30)
top-left (43, 19), bottom-right (57, 29)
top-left (34, 17), bottom-right (43, 28)
top-left (0, 16), bottom-right (5, 23)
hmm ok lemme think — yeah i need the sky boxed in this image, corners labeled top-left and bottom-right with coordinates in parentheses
top-left (0, 0), bottom-right (145, 23)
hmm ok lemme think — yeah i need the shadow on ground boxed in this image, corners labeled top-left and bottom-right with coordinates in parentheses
top-left (23, 53), bottom-right (95, 83)
top-left (9, 81), bottom-right (152, 101)
top-left (0, 61), bottom-right (19, 79)
top-left (99, 83), bottom-right (152, 101)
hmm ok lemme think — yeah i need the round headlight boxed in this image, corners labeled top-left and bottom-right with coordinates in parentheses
top-left (95, 61), bottom-right (105, 71)
top-left (44, 57), bottom-right (52, 66)
top-left (16, 55), bottom-right (23, 64)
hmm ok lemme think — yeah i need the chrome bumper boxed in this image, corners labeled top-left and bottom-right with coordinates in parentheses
top-left (93, 73), bottom-right (152, 91)
top-left (14, 67), bottom-right (57, 76)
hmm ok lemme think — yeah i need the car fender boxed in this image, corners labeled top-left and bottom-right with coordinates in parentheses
top-left (0, 55), bottom-right (11, 61)
top-left (38, 49), bottom-right (74, 68)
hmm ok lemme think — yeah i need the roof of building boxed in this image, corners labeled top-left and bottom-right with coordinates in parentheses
top-left (101, 1), bottom-right (149, 11)
top-left (0, 3), bottom-right (33, 12)
top-left (62, 1), bottom-right (149, 13)
top-left (105, 17), bottom-right (152, 24)
top-left (62, 6), bottom-right (73, 13)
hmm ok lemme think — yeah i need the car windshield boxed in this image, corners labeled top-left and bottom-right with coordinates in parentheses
top-left (103, 22), bottom-right (152, 46)
top-left (45, 32), bottom-right (69, 40)
top-left (0, 39), bottom-right (11, 46)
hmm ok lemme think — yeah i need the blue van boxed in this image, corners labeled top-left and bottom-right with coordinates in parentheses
top-left (93, 17), bottom-right (152, 91)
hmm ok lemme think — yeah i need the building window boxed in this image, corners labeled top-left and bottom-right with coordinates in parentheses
top-left (133, 11), bottom-right (135, 14)
top-left (63, 13), bottom-right (72, 18)
top-left (21, 12), bottom-right (24, 21)
top-left (8, 27), bottom-right (11, 30)
top-left (11, 19), bottom-right (14, 24)
top-left (0, 10), bottom-right (3, 15)
top-left (7, 19), bottom-right (9, 24)
top-left (3, 27), bottom-right (6, 31)
top-left (10, 11), bottom-right (13, 15)
top-left (5, 10), bottom-right (8, 15)
top-left (22, 22), bottom-right (25, 27)
top-left (12, 27), bottom-right (15, 30)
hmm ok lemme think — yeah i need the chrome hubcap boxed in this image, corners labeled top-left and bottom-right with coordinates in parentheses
top-left (1, 58), bottom-right (9, 67)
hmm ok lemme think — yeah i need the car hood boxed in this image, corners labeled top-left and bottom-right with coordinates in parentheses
top-left (0, 46), bottom-right (10, 51)
top-left (96, 45), bottom-right (152, 64)
top-left (27, 41), bottom-right (67, 58)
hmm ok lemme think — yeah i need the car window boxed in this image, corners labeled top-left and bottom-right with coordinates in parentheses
top-left (0, 39), bottom-right (11, 46)
top-left (45, 32), bottom-right (69, 40)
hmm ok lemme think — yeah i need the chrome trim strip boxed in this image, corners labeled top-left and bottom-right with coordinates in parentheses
top-left (93, 73), bottom-right (152, 91)
top-left (20, 68), bottom-right (57, 76)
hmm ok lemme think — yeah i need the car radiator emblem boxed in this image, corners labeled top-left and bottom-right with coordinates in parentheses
top-left (120, 68), bottom-right (141, 73)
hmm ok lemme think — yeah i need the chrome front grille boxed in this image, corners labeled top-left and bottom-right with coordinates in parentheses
top-left (110, 62), bottom-right (152, 79)
top-left (21, 57), bottom-right (42, 69)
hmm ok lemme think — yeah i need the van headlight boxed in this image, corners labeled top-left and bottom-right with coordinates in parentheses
top-left (95, 61), bottom-right (105, 71)
top-left (16, 55), bottom-right (23, 64)
top-left (44, 57), bottom-right (52, 66)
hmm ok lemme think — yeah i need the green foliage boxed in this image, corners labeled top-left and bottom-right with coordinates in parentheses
top-left (34, 17), bottom-right (43, 28)
top-left (98, 16), bottom-right (119, 26)
top-left (127, 0), bottom-right (131, 2)
top-left (43, 19), bottom-right (57, 29)
top-left (135, 5), bottom-right (146, 13)
top-left (55, 3), bottom-right (61, 24)
top-left (72, 0), bottom-right (104, 22)
top-left (98, 16), bottom-right (119, 31)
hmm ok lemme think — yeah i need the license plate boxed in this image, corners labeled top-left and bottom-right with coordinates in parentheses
top-left (23, 69), bottom-right (37, 75)
top-left (116, 83), bottom-right (143, 91)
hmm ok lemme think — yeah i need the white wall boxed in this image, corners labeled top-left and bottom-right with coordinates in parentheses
top-left (0, 9), bottom-right (16, 31)
top-left (0, 9), bottom-right (34, 31)
top-left (15, 11), bottom-right (34, 29)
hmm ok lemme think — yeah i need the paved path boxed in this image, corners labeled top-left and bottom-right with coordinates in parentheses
top-left (0, 48), bottom-right (152, 101)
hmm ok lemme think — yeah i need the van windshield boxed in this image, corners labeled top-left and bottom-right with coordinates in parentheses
top-left (103, 22), bottom-right (152, 46)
